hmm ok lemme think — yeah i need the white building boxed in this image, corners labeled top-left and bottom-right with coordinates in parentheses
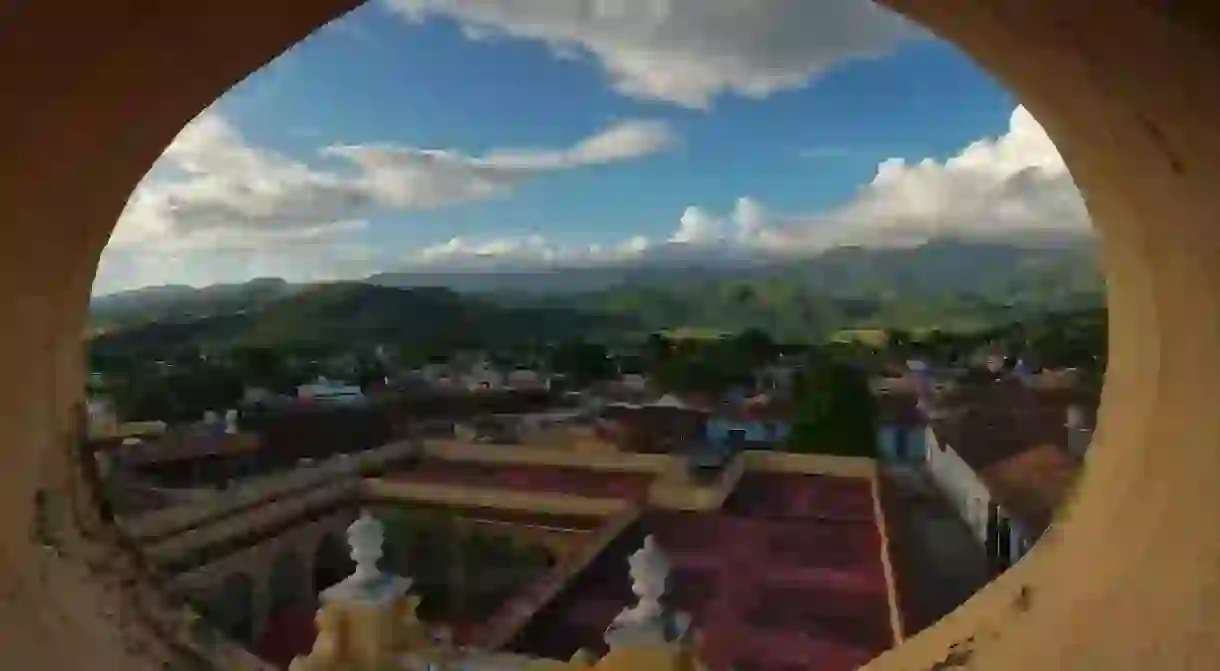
top-left (297, 377), bottom-right (365, 404)
top-left (619, 373), bottom-right (648, 392)
top-left (924, 424), bottom-right (1033, 572)
top-left (464, 364), bottom-right (505, 391)
top-left (506, 368), bottom-right (548, 391)
top-left (917, 375), bottom-right (1084, 574)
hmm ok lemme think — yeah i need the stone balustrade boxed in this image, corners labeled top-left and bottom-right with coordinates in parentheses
top-left (285, 512), bottom-right (703, 671)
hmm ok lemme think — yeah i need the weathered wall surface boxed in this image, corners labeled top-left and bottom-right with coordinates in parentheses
top-left (1, 1), bottom-right (1219, 669)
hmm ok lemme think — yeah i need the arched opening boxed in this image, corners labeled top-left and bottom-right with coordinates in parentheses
top-left (268, 550), bottom-right (311, 614)
top-left (313, 532), bottom-right (355, 595)
top-left (197, 573), bottom-right (256, 646)
top-left (258, 550), bottom-right (318, 669)
top-left (2, 1), bottom-right (1220, 670)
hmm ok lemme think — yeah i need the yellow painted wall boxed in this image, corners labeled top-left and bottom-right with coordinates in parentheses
top-left (423, 439), bottom-right (672, 473)
top-left (743, 449), bottom-right (879, 479)
top-left (360, 478), bottom-right (629, 518)
top-left (5, 5), bottom-right (1220, 669)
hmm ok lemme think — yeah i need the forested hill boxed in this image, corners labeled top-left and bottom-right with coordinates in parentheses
top-left (88, 238), bottom-right (1105, 353)
top-left (89, 277), bottom-right (298, 333)
top-left (501, 239), bottom-right (1104, 340)
top-left (89, 283), bottom-right (637, 359)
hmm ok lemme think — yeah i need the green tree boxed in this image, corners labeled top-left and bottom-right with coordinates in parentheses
top-left (787, 357), bottom-right (879, 457)
top-left (886, 328), bottom-right (913, 353)
top-left (651, 355), bottom-right (723, 395)
top-left (550, 340), bottom-right (615, 383)
top-left (732, 327), bottom-right (777, 367)
top-left (110, 373), bottom-right (177, 421)
top-left (166, 365), bottom-right (244, 419)
top-left (643, 332), bottom-right (673, 367)
top-left (649, 338), bottom-right (755, 396)
top-left (231, 346), bottom-right (286, 389)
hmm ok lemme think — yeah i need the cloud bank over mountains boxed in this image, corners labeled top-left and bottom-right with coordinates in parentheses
top-left (98, 114), bottom-right (675, 290)
top-left (383, 0), bottom-right (921, 108)
top-left (390, 104), bottom-right (1091, 271)
top-left (94, 0), bottom-right (1090, 294)
top-left (99, 101), bottom-right (1089, 291)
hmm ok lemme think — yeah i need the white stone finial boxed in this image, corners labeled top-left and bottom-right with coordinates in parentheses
top-left (627, 536), bottom-right (669, 618)
top-left (321, 509), bottom-right (413, 604)
top-left (606, 535), bottom-right (688, 648)
top-left (348, 509), bottom-right (385, 585)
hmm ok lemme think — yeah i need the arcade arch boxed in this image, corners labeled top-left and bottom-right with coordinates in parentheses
top-left (1, 1), bottom-right (1219, 670)
top-left (202, 573), bottom-right (257, 646)
top-left (314, 532), bottom-right (355, 595)
top-left (268, 550), bottom-right (312, 615)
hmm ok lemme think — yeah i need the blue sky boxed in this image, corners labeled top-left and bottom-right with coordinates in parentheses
top-left (96, 0), bottom-right (1084, 294)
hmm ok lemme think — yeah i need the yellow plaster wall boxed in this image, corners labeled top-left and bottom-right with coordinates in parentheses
top-left (743, 450), bottom-right (879, 479)
top-left (423, 439), bottom-right (672, 472)
top-left (360, 478), bottom-right (630, 518)
top-left (2, 2), bottom-right (1220, 670)
top-left (871, 475), bottom-right (905, 645)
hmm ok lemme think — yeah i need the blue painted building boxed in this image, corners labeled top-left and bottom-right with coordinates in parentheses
top-left (875, 423), bottom-right (928, 463)
top-left (705, 415), bottom-right (791, 448)
top-left (874, 389), bottom-right (928, 464)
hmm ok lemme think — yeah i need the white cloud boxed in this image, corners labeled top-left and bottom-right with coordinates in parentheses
top-left (387, 105), bottom-right (1090, 272)
top-left (322, 119), bottom-right (674, 209)
top-left (96, 104), bottom-right (1089, 292)
top-left (96, 110), bottom-right (674, 293)
top-left (112, 110), bottom-right (672, 246)
top-left (670, 206), bottom-right (721, 243)
top-left (799, 104), bottom-right (1090, 248)
top-left (408, 232), bottom-right (651, 270)
top-left (382, 0), bottom-right (921, 108)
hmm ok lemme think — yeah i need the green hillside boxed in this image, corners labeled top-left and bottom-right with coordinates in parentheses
top-left (89, 283), bottom-right (637, 360)
top-left (87, 239), bottom-right (1106, 357)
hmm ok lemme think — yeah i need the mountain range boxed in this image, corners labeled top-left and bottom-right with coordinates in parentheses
top-left (87, 237), bottom-right (1105, 352)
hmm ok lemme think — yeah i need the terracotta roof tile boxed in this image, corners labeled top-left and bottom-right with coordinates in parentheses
top-left (254, 607), bottom-right (316, 669)
top-left (927, 375), bottom-right (1088, 534)
top-left (979, 445), bottom-right (1082, 536)
top-left (927, 377), bottom-right (1066, 471)
top-left (509, 473), bottom-right (895, 671)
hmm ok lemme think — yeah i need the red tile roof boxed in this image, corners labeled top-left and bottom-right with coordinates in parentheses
top-left (725, 473), bottom-right (878, 522)
top-left (927, 376), bottom-right (1087, 534)
top-left (979, 445), bottom-right (1082, 536)
top-left (253, 607), bottom-right (316, 669)
top-left (510, 474), bottom-right (895, 671)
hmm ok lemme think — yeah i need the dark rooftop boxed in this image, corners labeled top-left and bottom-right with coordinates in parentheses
top-left (254, 606), bottom-right (315, 669)
top-left (927, 375), bottom-right (1088, 535)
